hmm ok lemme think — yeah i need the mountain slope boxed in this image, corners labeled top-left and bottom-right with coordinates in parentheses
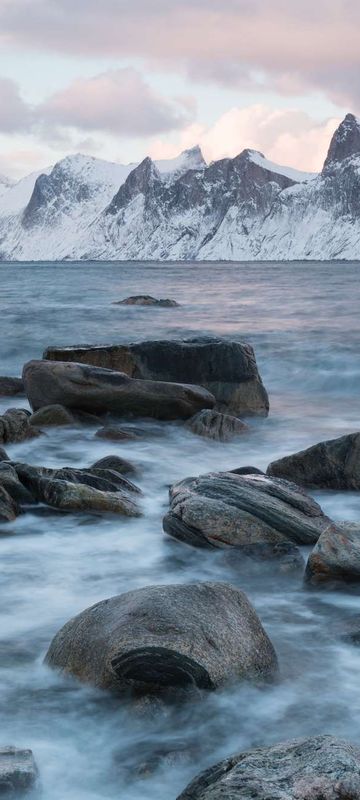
top-left (0, 115), bottom-right (359, 261)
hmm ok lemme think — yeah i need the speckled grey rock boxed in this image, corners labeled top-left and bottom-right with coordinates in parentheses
top-left (30, 404), bottom-right (76, 427)
top-left (176, 735), bottom-right (360, 800)
top-left (267, 432), bottom-right (360, 490)
top-left (186, 410), bottom-right (249, 441)
top-left (305, 522), bottom-right (360, 586)
top-left (0, 746), bottom-right (38, 795)
top-left (45, 582), bottom-right (278, 695)
top-left (163, 472), bottom-right (335, 560)
top-left (23, 360), bottom-right (215, 421)
top-left (43, 336), bottom-right (269, 417)
top-left (0, 408), bottom-right (39, 445)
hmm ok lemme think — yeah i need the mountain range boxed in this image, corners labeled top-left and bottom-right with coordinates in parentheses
top-left (0, 113), bottom-right (360, 261)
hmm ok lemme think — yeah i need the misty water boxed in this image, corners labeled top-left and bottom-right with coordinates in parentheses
top-left (1, 260), bottom-right (360, 799)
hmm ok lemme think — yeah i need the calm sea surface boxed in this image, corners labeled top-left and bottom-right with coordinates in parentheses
top-left (1, 260), bottom-right (360, 799)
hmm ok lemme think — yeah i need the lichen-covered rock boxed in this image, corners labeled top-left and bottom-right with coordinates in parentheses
top-left (90, 455), bottom-right (137, 476)
top-left (30, 404), bottom-right (76, 427)
top-left (45, 582), bottom-right (278, 695)
top-left (0, 376), bottom-right (24, 396)
top-left (305, 522), bottom-right (360, 586)
top-left (267, 432), bottom-right (360, 489)
top-left (43, 336), bottom-right (269, 417)
top-left (163, 472), bottom-right (334, 562)
top-left (176, 735), bottom-right (360, 800)
top-left (113, 295), bottom-right (179, 307)
top-left (0, 408), bottom-right (40, 444)
top-left (0, 747), bottom-right (38, 795)
top-left (23, 360), bottom-right (215, 421)
top-left (186, 410), bottom-right (249, 441)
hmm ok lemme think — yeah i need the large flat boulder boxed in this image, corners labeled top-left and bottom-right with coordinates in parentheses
top-left (176, 735), bottom-right (360, 800)
top-left (163, 472), bottom-right (335, 560)
top-left (305, 522), bottom-right (360, 586)
top-left (23, 360), bottom-right (215, 421)
top-left (43, 337), bottom-right (269, 417)
top-left (45, 582), bottom-right (278, 696)
top-left (267, 432), bottom-right (360, 490)
top-left (0, 747), bottom-right (38, 795)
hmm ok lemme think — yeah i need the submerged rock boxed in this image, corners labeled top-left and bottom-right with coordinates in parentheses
top-left (0, 408), bottom-right (40, 444)
top-left (305, 522), bottom-right (360, 586)
top-left (113, 295), bottom-right (180, 307)
top-left (95, 426), bottom-right (139, 442)
top-left (90, 455), bottom-right (137, 476)
top-left (186, 409), bottom-right (249, 441)
top-left (176, 735), bottom-right (360, 800)
top-left (30, 404), bottom-right (76, 427)
top-left (43, 336), bottom-right (269, 417)
top-left (163, 472), bottom-right (334, 563)
top-left (23, 360), bottom-right (215, 421)
top-left (45, 582), bottom-right (278, 696)
top-left (0, 376), bottom-right (24, 396)
top-left (0, 747), bottom-right (38, 795)
top-left (267, 432), bottom-right (360, 489)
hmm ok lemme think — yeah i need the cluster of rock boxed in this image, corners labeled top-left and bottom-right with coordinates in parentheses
top-left (113, 295), bottom-right (180, 307)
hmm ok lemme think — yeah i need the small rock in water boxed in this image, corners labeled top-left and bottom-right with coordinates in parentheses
top-left (45, 582), bottom-right (278, 697)
top-left (230, 466), bottom-right (264, 475)
top-left (0, 408), bottom-right (40, 444)
top-left (186, 409), bottom-right (249, 441)
top-left (0, 746), bottom-right (37, 795)
top-left (0, 376), bottom-right (24, 396)
top-left (30, 404), bottom-right (77, 427)
top-left (0, 463), bottom-right (36, 504)
top-left (305, 521), bottom-right (360, 586)
top-left (176, 735), bottom-right (360, 800)
top-left (267, 431), bottom-right (360, 489)
top-left (95, 426), bottom-right (140, 442)
top-left (113, 295), bottom-right (179, 307)
top-left (0, 485), bottom-right (19, 523)
top-left (90, 455), bottom-right (137, 476)
top-left (0, 447), bottom-right (10, 461)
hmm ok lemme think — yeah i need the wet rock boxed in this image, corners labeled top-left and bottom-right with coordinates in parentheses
top-left (30, 404), bottom-right (76, 427)
top-left (0, 463), bottom-right (36, 504)
top-left (114, 737), bottom-right (193, 779)
top-left (39, 478), bottom-right (141, 516)
top-left (267, 432), bottom-right (360, 490)
top-left (113, 295), bottom-right (179, 307)
top-left (45, 582), bottom-right (278, 695)
top-left (0, 746), bottom-right (38, 795)
top-left (176, 735), bottom-right (360, 800)
top-left (230, 466), bottom-right (264, 475)
top-left (186, 410), bottom-right (249, 441)
top-left (95, 426), bottom-right (139, 442)
top-left (0, 485), bottom-right (19, 522)
top-left (90, 455), bottom-right (137, 477)
top-left (23, 360), bottom-right (215, 421)
top-left (0, 408), bottom-right (40, 444)
top-left (305, 522), bottom-right (360, 586)
top-left (163, 472), bottom-right (334, 561)
top-left (43, 336), bottom-right (269, 417)
top-left (0, 376), bottom-right (24, 396)
top-left (0, 447), bottom-right (10, 461)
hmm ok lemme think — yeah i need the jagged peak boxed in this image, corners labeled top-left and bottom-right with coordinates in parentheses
top-left (323, 113), bottom-right (360, 172)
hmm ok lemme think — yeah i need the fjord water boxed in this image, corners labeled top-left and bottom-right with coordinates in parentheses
top-left (1, 260), bottom-right (360, 799)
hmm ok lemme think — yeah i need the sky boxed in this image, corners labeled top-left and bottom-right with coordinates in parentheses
top-left (0, 0), bottom-right (356, 179)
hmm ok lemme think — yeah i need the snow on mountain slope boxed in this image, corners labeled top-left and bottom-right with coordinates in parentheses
top-left (0, 115), bottom-right (360, 261)
top-left (0, 174), bottom-right (14, 200)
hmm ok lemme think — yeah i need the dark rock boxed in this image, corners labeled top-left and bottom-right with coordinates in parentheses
top-left (230, 466), bottom-right (264, 475)
top-left (113, 295), bottom-right (180, 307)
top-left (186, 409), bottom-right (249, 441)
top-left (163, 472), bottom-right (334, 560)
top-left (90, 455), bottom-right (137, 476)
top-left (23, 360), bottom-right (215, 421)
top-left (0, 447), bottom-right (10, 461)
top-left (43, 336), bottom-right (269, 417)
top-left (305, 522), bottom-right (360, 586)
top-left (0, 377), bottom-right (24, 396)
top-left (30, 404), bottom-right (76, 427)
top-left (176, 735), bottom-right (360, 800)
top-left (45, 582), bottom-right (278, 695)
top-left (0, 485), bottom-right (19, 523)
top-left (267, 432), bottom-right (360, 490)
top-left (0, 408), bottom-right (40, 444)
top-left (323, 113), bottom-right (360, 173)
top-left (0, 463), bottom-right (36, 504)
top-left (95, 426), bottom-right (139, 442)
top-left (0, 746), bottom-right (38, 795)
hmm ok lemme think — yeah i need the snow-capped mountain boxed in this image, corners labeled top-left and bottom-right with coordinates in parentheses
top-left (0, 114), bottom-right (359, 261)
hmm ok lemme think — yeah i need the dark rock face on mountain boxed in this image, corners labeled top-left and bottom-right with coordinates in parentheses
top-left (176, 735), bottom-right (360, 800)
top-left (43, 337), bottom-right (269, 417)
top-left (163, 472), bottom-right (335, 557)
top-left (305, 522), bottom-right (360, 586)
top-left (323, 113), bottom-right (360, 173)
top-left (23, 359), bottom-right (215, 420)
top-left (267, 432), bottom-right (360, 489)
top-left (45, 582), bottom-right (278, 695)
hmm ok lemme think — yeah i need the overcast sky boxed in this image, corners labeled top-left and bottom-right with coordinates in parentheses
top-left (0, 0), bottom-right (356, 177)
